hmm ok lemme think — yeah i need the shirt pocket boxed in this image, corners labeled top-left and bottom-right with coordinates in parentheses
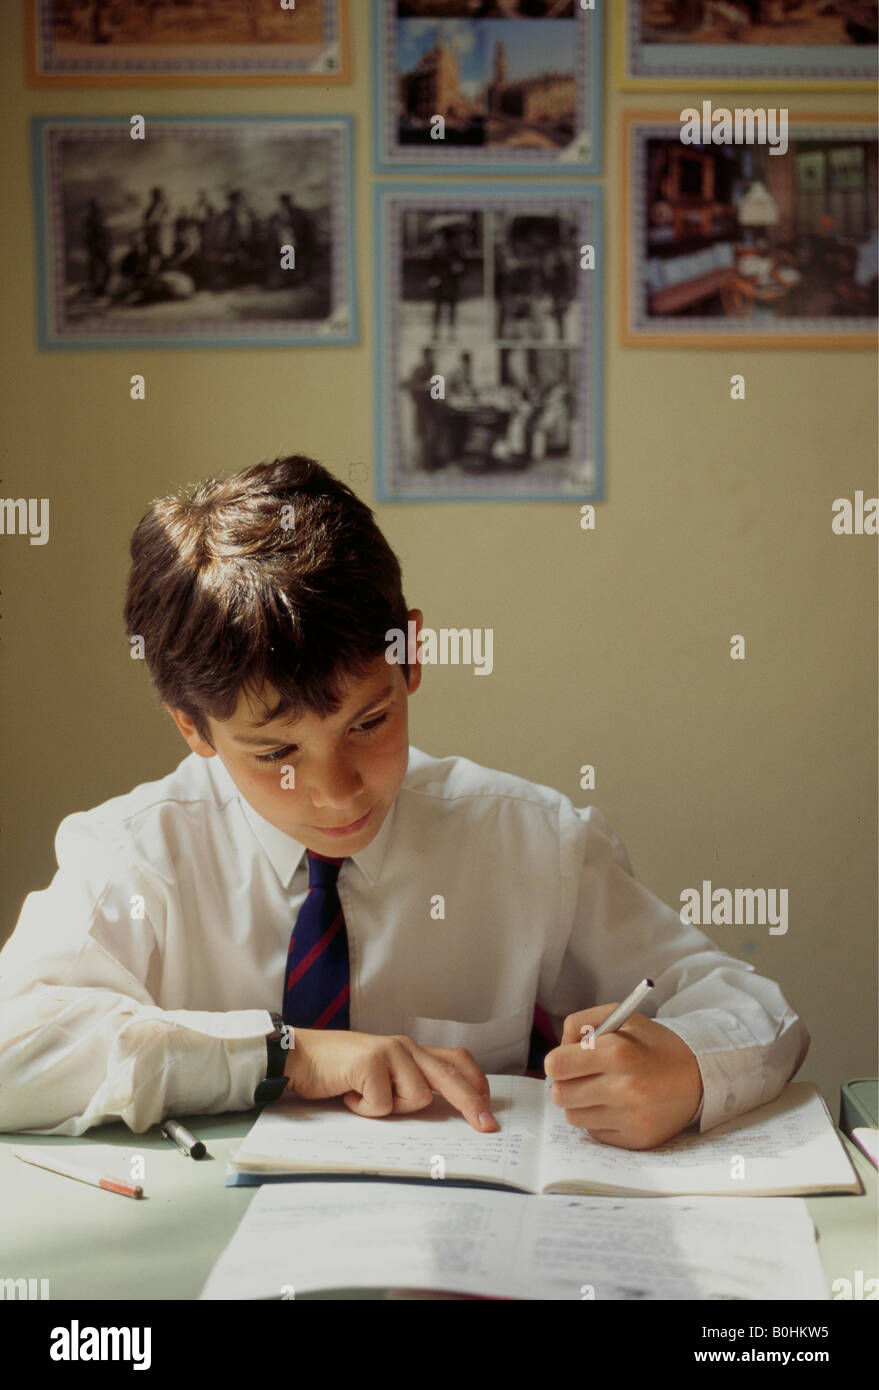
top-left (403, 1003), bottom-right (531, 1075)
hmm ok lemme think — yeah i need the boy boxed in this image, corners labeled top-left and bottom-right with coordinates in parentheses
top-left (0, 455), bottom-right (808, 1148)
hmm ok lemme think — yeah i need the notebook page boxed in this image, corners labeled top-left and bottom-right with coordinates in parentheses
top-left (232, 1074), bottom-right (547, 1191)
top-left (536, 1082), bottom-right (860, 1196)
top-left (201, 1183), bottom-right (531, 1300)
top-left (523, 1194), bottom-right (827, 1300)
top-left (200, 1182), bottom-right (828, 1300)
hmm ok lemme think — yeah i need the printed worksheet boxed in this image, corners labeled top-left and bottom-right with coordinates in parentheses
top-left (200, 1183), bottom-right (829, 1301)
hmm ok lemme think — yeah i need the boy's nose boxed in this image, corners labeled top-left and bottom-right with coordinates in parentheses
top-left (309, 760), bottom-right (364, 810)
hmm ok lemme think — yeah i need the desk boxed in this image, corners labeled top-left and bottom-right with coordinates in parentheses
top-left (1, 1108), bottom-right (875, 1301)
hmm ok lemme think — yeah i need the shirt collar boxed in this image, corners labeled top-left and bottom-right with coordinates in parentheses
top-left (209, 754), bottom-right (397, 890)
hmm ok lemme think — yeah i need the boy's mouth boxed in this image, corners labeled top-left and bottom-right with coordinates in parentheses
top-left (311, 806), bottom-right (373, 837)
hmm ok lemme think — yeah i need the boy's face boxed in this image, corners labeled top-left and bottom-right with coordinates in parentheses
top-left (166, 611), bottom-right (423, 855)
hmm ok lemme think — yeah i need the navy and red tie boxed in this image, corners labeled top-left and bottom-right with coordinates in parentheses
top-left (282, 850), bottom-right (350, 1030)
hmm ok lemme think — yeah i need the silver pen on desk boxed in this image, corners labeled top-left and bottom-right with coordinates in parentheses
top-left (161, 1118), bottom-right (206, 1160)
top-left (590, 978), bottom-right (655, 1040)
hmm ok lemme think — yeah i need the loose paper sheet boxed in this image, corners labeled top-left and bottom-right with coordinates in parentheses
top-left (200, 1183), bottom-right (828, 1300)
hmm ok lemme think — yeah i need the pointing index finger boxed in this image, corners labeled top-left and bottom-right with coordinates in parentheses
top-left (410, 1045), bottom-right (499, 1133)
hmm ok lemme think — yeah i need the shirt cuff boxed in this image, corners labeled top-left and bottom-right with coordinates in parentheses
top-left (115, 1007), bottom-right (274, 1122)
top-left (654, 1014), bottom-right (779, 1133)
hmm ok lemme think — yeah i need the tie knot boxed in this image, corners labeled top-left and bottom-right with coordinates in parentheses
top-left (306, 848), bottom-right (344, 888)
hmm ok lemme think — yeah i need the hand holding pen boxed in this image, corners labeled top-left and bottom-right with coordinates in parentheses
top-left (543, 978), bottom-right (706, 1151)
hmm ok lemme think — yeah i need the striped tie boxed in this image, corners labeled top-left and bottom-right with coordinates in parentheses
top-left (282, 850), bottom-right (350, 1030)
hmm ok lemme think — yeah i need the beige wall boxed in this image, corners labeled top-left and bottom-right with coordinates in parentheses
top-left (1, 4), bottom-right (876, 1113)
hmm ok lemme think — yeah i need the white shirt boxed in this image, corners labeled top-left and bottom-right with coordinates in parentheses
top-left (0, 746), bottom-right (808, 1137)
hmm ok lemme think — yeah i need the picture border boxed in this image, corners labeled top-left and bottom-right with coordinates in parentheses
top-left (25, 0), bottom-right (352, 87)
top-left (373, 179), bottom-right (604, 503)
top-left (616, 0), bottom-right (879, 91)
top-left (31, 113), bottom-right (359, 351)
top-left (372, 0), bottom-right (603, 176)
top-left (621, 109), bottom-right (879, 349)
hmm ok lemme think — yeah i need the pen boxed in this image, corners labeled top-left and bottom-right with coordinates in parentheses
top-left (161, 1118), bottom-right (206, 1160)
top-left (591, 978), bottom-right (655, 1039)
top-left (12, 1149), bottom-right (144, 1199)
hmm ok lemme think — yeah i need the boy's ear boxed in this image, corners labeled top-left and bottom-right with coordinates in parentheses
top-left (164, 705), bottom-right (216, 758)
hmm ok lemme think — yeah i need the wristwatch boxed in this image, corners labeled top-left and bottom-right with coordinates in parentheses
top-left (254, 1010), bottom-right (291, 1105)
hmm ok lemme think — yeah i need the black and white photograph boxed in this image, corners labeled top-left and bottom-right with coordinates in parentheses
top-left (492, 208), bottom-right (579, 340)
top-left (32, 116), bottom-right (356, 348)
top-left (374, 0), bottom-right (601, 172)
top-left (28, 0), bottom-right (350, 84)
top-left (375, 183), bottom-right (603, 500)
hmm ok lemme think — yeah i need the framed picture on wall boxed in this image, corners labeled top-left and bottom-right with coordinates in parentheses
top-left (26, 0), bottom-right (351, 86)
top-left (374, 0), bottom-right (602, 175)
top-left (617, 0), bottom-right (879, 89)
top-left (31, 115), bottom-right (357, 349)
top-left (622, 111), bottom-right (878, 347)
top-left (374, 181), bottom-right (603, 501)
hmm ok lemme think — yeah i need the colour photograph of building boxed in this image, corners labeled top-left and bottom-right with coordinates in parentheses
top-left (396, 17), bottom-right (576, 147)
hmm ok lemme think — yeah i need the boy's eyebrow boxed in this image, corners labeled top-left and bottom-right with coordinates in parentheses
top-left (234, 684), bottom-right (397, 745)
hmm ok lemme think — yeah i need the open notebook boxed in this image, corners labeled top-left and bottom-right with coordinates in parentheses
top-left (228, 1078), bottom-right (861, 1197)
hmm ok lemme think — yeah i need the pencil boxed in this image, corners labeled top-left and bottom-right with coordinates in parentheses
top-left (12, 1148), bottom-right (144, 1198)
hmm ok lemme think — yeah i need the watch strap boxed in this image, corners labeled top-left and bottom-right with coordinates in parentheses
top-left (254, 1011), bottom-right (290, 1105)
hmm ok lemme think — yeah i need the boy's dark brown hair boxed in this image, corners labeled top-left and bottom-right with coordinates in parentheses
top-left (124, 455), bottom-right (410, 745)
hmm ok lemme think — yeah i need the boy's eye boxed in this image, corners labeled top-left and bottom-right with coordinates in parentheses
top-left (254, 710), bottom-right (389, 765)
top-left (354, 711), bottom-right (389, 736)
top-left (255, 744), bottom-right (294, 765)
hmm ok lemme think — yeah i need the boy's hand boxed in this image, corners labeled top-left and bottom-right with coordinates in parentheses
top-left (544, 1004), bottom-right (704, 1151)
top-left (283, 1029), bottom-right (499, 1133)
